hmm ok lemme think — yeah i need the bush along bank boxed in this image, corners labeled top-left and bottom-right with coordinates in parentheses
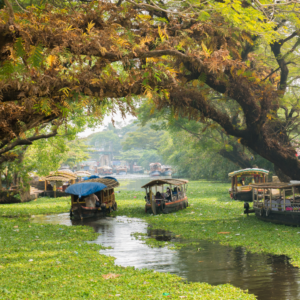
top-left (0, 196), bottom-right (255, 299)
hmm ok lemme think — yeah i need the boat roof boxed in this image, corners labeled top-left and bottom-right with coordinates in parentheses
top-left (228, 168), bottom-right (269, 177)
top-left (98, 166), bottom-right (112, 169)
top-left (141, 179), bottom-right (188, 188)
top-left (84, 178), bottom-right (119, 189)
top-left (251, 182), bottom-right (300, 189)
top-left (45, 171), bottom-right (77, 181)
top-left (65, 182), bottom-right (107, 197)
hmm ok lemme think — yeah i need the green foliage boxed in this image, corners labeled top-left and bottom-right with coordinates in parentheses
top-left (28, 44), bottom-right (44, 68)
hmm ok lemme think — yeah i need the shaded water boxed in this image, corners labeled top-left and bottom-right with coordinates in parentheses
top-left (32, 213), bottom-right (300, 300)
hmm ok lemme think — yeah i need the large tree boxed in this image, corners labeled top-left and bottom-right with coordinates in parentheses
top-left (1, 0), bottom-right (300, 178)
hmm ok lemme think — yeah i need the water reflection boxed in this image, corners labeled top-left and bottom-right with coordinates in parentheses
top-left (32, 213), bottom-right (300, 300)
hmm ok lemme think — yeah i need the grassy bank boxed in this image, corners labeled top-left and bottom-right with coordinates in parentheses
top-left (114, 181), bottom-right (300, 268)
top-left (0, 195), bottom-right (255, 299)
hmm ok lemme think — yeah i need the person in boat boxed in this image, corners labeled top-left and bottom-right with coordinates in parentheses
top-left (85, 193), bottom-right (100, 208)
top-left (165, 187), bottom-right (172, 201)
top-left (237, 180), bottom-right (243, 187)
top-left (172, 187), bottom-right (178, 195)
top-left (155, 191), bottom-right (162, 199)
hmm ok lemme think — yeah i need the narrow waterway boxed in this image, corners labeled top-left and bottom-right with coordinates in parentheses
top-left (32, 213), bottom-right (300, 300)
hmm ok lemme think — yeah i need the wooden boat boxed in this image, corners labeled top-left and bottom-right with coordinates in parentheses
top-left (116, 166), bottom-right (127, 175)
top-left (133, 165), bottom-right (144, 174)
top-left (149, 163), bottom-right (162, 176)
top-left (98, 166), bottom-right (113, 175)
top-left (161, 165), bottom-right (172, 176)
top-left (250, 181), bottom-right (300, 226)
top-left (66, 177), bottom-right (119, 220)
top-left (142, 179), bottom-right (188, 214)
top-left (228, 168), bottom-right (269, 201)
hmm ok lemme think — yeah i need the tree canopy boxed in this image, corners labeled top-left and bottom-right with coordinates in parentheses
top-left (1, 0), bottom-right (300, 178)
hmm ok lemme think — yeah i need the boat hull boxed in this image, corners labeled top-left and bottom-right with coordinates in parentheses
top-left (232, 190), bottom-right (253, 201)
top-left (162, 170), bottom-right (172, 176)
top-left (145, 197), bottom-right (188, 214)
top-left (71, 204), bottom-right (117, 220)
top-left (254, 207), bottom-right (300, 226)
top-left (150, 171), bottom-right (161, 176)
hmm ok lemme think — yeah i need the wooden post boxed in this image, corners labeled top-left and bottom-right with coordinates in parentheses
top-left (293, 186), bottom-right (295, 203)
top-left (283, 189), bottom-right (286, 211)
top-left (53, 182), bottom-right (56, 198)
top-left (263, 188), bottom-right (265, 208)
top-left (270, 188), bottom-right (272, 210)
top-left (44, 180), bottom-right (47, 191)
top-left (252, 187), bottom-right (255, 203)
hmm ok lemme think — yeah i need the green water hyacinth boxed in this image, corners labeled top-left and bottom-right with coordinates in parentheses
top-left (0, 186), bottom-right (257, 299)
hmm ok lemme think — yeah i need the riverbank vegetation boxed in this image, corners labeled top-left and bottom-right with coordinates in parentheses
top-left (0, 194), bottom-right (255, 299)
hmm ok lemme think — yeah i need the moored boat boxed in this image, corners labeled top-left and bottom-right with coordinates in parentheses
top-left (228, 168), bottom-right (269, 201)
top-left (149, 163), bottom-right (162, 176)
top-left (66, 177), bottom-right (119, 220)
top-left (142, 179), bottom-right (188, 214)
top-left (116, 166), bottom-right (127, 175)
top-left (250, 181), bottom-right (300, 226)
top-left (133, 165), bottom-right (144, 174)
top-left (161, 165), bottom-right (172, 176)
top-left (98, 166), bottom-right (113, 175)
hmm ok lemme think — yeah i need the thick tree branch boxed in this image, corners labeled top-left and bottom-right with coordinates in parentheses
top-left (0, 129), bottom-right (58, 156)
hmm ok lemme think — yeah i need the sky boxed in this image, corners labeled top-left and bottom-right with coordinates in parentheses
top-left (77, 111), bottom-right (137, 138)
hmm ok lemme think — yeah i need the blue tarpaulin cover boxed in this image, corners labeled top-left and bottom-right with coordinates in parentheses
top-left (88, 175), bottom-right (100, 179)
top-left (103, 176), bottom-right (118, 181)
top-left (82, 177), bottom-right (89, 180)
top-left (65, 182), bottom-right (107, 198)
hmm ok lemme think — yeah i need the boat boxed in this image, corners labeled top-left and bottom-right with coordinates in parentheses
top-left (142, 179), bottom-right (189, 215)
top-left (133, 165), bottom-right (144, 174)
top-left (66, 177), bottom-right (119, 220)
top-left (250, 181), bottom-right (300, 226)
top-left (98, 166), bottom-right (113, 175)
top-left (228, 168), bottom-right (269, 201)
top-left (161, 165), bottom-right (172, 176)
top-left (149, 163), bottom-right (162, 176)
top-left (116, 166), bottom-right (127, 175)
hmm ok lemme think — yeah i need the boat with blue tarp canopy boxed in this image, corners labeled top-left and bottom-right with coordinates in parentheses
top-left (65, 182), bottom-right (106, 198)
top-left (66, 178), bottom-right (119, 220)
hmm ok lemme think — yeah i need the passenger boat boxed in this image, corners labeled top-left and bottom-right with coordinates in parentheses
top-left (133, 165), bottom-right (144, 174)
top-left (66, 177), bottom-right (119, 220)
top-left (98, 166), bottom-right (113, 175)
top-left (250, 181), bottom-right (300, 226)
top-left (142, 179), bottom-right (188, 215)
top-left (116, 166), bottom-right (127, 175)
top-left (149, 163), bottom-right (162, 176)
top-left (161, 165), bottom-right (172, 176)
top-left (229, 168), bottom-right (269, 201)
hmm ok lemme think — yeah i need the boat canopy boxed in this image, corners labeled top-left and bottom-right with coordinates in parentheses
top-left (141, 179), bottom-right (188, 189)
top-left (250, 182), bottom-right (300, 189)
top-left (65, 182), bottom-right (107, 198)
top-left (85, 177), bottom-right (120, 189)
top-left (75, 170), bottom-right (91, 177)
top-left (103, 176), bottom-right (118, 181)
top-left (45, 174), bottom-right (77, 182)
top-left (87, 175), bottom-right (100, 179)
top-left (228, 168), bottom-right (269, 178)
